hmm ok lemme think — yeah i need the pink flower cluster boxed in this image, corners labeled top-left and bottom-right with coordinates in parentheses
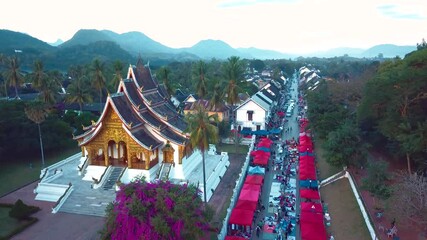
top-left (105, 179), bottom-right (209, 240)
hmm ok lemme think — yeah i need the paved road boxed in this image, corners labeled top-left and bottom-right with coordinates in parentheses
top-left (252, 75), bottom-right (301, 240)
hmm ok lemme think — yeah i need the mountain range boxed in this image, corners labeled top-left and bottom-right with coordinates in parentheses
top-left (0, 29), bottom-right (418, 70)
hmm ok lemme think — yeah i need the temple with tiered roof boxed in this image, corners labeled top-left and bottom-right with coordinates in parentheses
top-left (73, 59), bottom-right (191, 176)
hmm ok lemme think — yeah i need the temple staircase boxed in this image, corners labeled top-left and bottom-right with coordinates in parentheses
top-left (158, 163), bottom-right (172, 181)
top-left (102, 167), bottom-right (125, 190)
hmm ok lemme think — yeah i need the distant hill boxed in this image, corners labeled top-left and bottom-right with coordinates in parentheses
top-left (45, 41), bottom-right (134, 69)
top-left (237, 47), bottom-right (295, 59)
top-left (305, 44), bottom-right (416, 58)
top-left (361, 44), bottom-right (416, 58)
top-left (0, 29), bottom-right (55, 55)
top-left (59, 29), bottom-right (113, 48)
top-left (309, 47), bottom-right (365, 58)
top-left (183, 40), bottom-right (251, 59)
top-left (101, 30), bottom-right (174, 54)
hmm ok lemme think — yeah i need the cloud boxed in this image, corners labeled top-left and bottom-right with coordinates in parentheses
top-left (217, 0), bottom-right (296, 8)
top-left (377, 4), bottom-right (426, 20)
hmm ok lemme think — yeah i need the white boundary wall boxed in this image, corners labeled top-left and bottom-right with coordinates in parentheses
top-left (218, 135), bottom-right (256, 240)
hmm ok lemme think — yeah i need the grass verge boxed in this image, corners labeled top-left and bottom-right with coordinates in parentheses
top-left (320, 179), bottom-right (370, 240)
top-left (314, 138), bottom-right (341, 180)
top-left (217, 144), bottom-right (249, 155)
top-left (0, 146), bottom-right (79, 196)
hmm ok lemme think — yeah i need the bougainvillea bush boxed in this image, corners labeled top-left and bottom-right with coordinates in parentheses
top-left (100, 179), bottom-right (212, 240)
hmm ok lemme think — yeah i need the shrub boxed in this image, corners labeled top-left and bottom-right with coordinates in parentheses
top-left (8, 199), bottom-right (40, 220)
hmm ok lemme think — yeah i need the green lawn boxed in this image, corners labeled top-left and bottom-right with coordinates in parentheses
top-left (217, 144), bottom-right (249, 154)
top-left (0, 147), bottom-right (79, 196)
top-left (320, 180), bottom-right (371, 240)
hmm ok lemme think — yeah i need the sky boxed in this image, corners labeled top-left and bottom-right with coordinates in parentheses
top-left (2, 0), bottom-right (426, 54)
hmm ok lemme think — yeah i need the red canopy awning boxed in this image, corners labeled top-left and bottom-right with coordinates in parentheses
top-left (250, 150), bottom-right (271, 157)
top-left (238, 189), bottom-right (260, 203)
top-left (299, 155), bottom-right (315, 163)
top-left (301, 202), bottom-right (323, 213)
top-left (300, 211), bottom-right (327, 240)
top-left (300, 189), bottom-right (320, 200)
top-left (229, 208), bottom-right (255, 226)
top-left (257, 142), bottom-right (271, 148)
top-left (235, 199), bottom-right (258, 211)
top-left (299, 165), bottom-right (317, 180)
top-left (242, 183), bottom-right (262, 192)
top-left (244, 175), bottom-right (264, 185)
top-left (225, 236), bottom-right (248, 240)
top-left (298, 145), bottom-right (313, 153)
top-left (253, 155), bottom-right (269, 166)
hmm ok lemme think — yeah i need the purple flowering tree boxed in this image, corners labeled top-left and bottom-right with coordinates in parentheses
top-left (100, 179), bottom-right (212, 240)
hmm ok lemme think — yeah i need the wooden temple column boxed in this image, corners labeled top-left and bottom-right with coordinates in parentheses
top-left (127, 146), bottom-right (132, 168)
top-left (144, 150), bottom-right (151, 170)
top-left (81, 146), bottom-right (85, 157)
top-left (104, 143), bottom-right (109, 166)
top-left (178, 145), bottom-right (184, 164)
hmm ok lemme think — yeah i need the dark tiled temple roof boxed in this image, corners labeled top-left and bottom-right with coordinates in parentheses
top-left (261, 89), bottom-right (276, 101)
top-left (140, 111), bottom-right (163, 129)
top-left (142, 91), bottom-right (165, 106)
top-left (152, 104), bottom-right (178, 120)
top-left (110, 94), bottom-right (142, 128)
top-left (133, 63), bottom-right (157, 91)
top-left (159, 128), bottom-right (187, 145)
top-left (268, 82), bottom-right (280, 96)
top-left (123, 80), bottom-right (146, 110)
top-left (130, 127), bottom-right (162, 150)
top-left (157, 83), bottom-right (169, 99)
top-left (168, 116), bottom-right (187, 132)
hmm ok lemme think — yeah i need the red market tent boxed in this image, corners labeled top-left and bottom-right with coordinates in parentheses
top-left (253, 155), bottom-right (269, 166)
top-left (301, 202), bottom-right (323, 213)
top-left (300, 189), bottom-right (321, 200)
top-left (244, 175), bottom-right (264, 185)
top-left (299, 155), bottom-right (315, 163)
top-left (235, 199), bottom-right (258, 211)
top-left (298, 145), bottom-right (313, 153)
top-left (299, 165), bottom-right (317, 180)
top-left (300, 211), bottom-right (327, 240)
top-left (229, 208), bottom-right (255, 226)
top-left (299, 135), bottom-right (312, 142)
top-left (225, 236), bottom-right (248, 240)
top-left (259, 137), bottom-right (273, 143)
top-left (250, 150), bottom-right (271, 157)
top-left (242, 183), bottom-right (262, 192)
top-left (257, 142), bottom-right (271, 148)
top-left (238, 189), bottom-right (260, 203)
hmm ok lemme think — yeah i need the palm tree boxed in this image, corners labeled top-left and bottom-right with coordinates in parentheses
top-left (66, 75), bottom-right (93, 112)
top-left (224, 56), bottom-right (244, 153)
top-left (185, 105), bottom-right (219, 202)
top-left (209, 80), bottom-right (223, 110)
top-left (0, 54), bottom-right (8, 97)
top-left (25, 102), bottom-right (47, 167)
top-left (90, 59), bottom-right (106, 112)
top-left (31, 60), bottom-right (58, 105)
top-left (193, 60), bottom-right (208, 100)
top-left (157, 66), bottom-right (174, 97)
top-left (31, 60), bottom-right (47, 89)
top-left (111, 60), bottom-right (124, 90)
top-left (3, 56), bottom-right (23, 99)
